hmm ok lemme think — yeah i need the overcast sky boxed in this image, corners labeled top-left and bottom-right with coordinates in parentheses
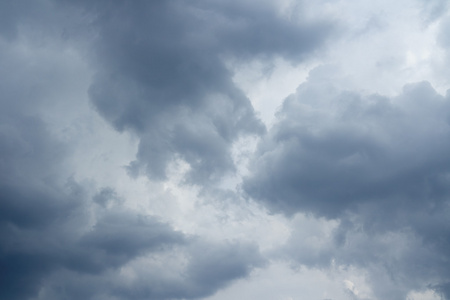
top-left (1, 1), bottom-right (450, 300)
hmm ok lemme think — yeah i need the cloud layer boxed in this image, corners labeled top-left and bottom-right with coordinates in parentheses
top-left (78, 0), bottom-right (334, 183)
top-left (1, 0), bottom-right (450, 300)
top-left (245, 72), bottom-right (450, 298)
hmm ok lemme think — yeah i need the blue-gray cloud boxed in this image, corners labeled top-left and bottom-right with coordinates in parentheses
top-left (0, 103), bottom-right (186, 299)
top-left (6, 0), bottom-right (450, 299)
top-left (245, 66), bottom-right (450, 298)
top-left (71, 0), bottom-right (335, 183)
top-left (0, 2), bottom-right (269, 297)
top-left (0, 108), bottom-right (263, 300)
top-left (245, 70), bottom-right (450, 218)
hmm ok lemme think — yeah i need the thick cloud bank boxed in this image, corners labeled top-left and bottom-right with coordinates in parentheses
top-left (0, 1), bottom-right (269, 298)
top-left (0, 109), bottom-right (262, 300)
top-left (0, 59), bottom-right (263, 300)
top-left (245, 72), bottom-right (450, 218)
top-left (245, 69), bottom-right (450, 298)
top-left (2, 0), bottom-right (450, 299)
top-left (78, 0), bottom-right (333, 183)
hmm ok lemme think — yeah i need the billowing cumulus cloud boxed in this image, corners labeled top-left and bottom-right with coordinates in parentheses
top-left (244, 68), bottom-right (450, 298)
top-left (72, 0), bottom-right (334, 183)
top-left (0, 2), bottom-right (266, 297)
top-left (244, 71), bottom-right (450, 218)
top-left (0, 107), bottom-right (263, 300)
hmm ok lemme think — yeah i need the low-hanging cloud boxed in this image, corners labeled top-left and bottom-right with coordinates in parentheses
top-left (4, 0), bottom-right (450, 299)
top-left (0, 4), bottom-right (266, 297)
top-left (244, 66), bottom-right (450, 298)
top-left (0, 109), bottom-right (264, 300)
top-left (71, 0), bottom-right (336, 183)
top-left (245, 67), bottom-right (450, 218)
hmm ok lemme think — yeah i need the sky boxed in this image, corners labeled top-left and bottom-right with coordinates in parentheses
top-left (1, 0), bottom-right (450, 299)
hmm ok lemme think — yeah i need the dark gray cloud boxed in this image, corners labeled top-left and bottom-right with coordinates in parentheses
top-left (0, 109), bottom-right (262, 300)
top-left (31, 239), bottom-right (263, 300)
top-left (7, 1), bottom-right (449, 299)
top-left (245, 66), bottom-right (450, 298)
top-left (0, 3), bottom-right (266, 298)
top-left (0, 98), bottom-right (186, 299)
top-left (68, 0), bottom-right (335, 183)
top-left (106, 240), bottom-right (264, 300)
top-left (245, 70), bottom-right (450, 218)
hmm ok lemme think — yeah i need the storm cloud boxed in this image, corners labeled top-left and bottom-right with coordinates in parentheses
top-left (0, 107), bottom-right (263, 300)
top-left (244, 69), bottom-right (450, 298)
top-left (2, 0), bottom-right (450, 299)
top-left (0, 1), bottom-right (268, 297)
top-left (75, 0), bottom-right (334, 183)
top-left (244, 73), bottom-right (450, 218)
